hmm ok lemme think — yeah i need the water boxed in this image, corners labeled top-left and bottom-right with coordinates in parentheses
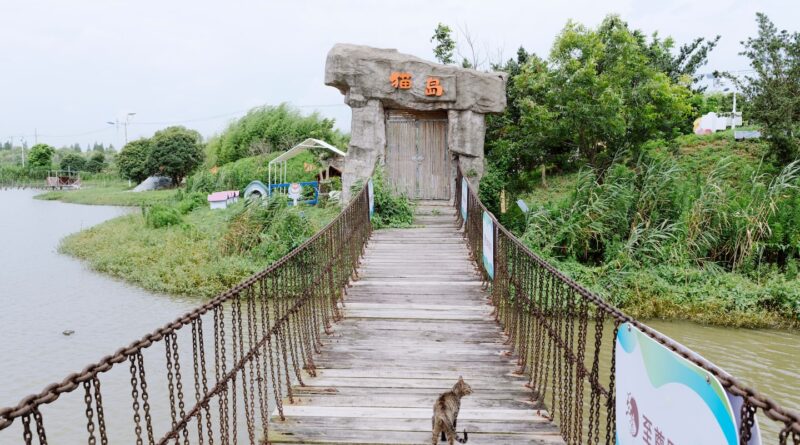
top-left (0, 190), bottom-right (798, 442)
top-left (0, 190), bottom-right (196, 443)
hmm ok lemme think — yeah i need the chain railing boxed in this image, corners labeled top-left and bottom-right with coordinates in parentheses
top-left (0, 180), bottom-right (372, 444)
top-left (455, 166), bottom-right (800, 445)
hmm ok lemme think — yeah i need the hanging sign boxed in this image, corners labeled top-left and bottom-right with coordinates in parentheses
top-left (616, 323), bottom-right (760, 445)
top-left (482, 211), bottom-right (494, 279)
top-left (460, 178), bottom-right (468, 220)
top-left (367, 179), bottom-right (375, 220)
top-left (287, 182), bottom-right (303, 206)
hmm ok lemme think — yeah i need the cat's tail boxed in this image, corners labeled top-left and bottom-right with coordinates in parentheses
top-left (444, 419), bottom-right (468, 443)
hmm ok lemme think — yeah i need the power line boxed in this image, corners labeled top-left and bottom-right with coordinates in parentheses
top-left (134, 103), bottom-right (346, 125)
top-left (2, 102), bottom-right (347, 142)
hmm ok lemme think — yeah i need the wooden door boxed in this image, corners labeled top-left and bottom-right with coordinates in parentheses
top-left (385, 110), bottom-right (449, 200)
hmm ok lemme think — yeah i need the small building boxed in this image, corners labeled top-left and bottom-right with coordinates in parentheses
top-left (207, 190), bottom-right (239, 210)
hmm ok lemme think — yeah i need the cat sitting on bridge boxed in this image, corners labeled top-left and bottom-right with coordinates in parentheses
top-left (431, 376), bottom-right (472, 444)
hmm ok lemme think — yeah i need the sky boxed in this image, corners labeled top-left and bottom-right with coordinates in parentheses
top-left (1, 0), bottom-right (798, 150)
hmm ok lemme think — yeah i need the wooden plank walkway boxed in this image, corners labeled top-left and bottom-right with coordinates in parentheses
top-left (268, 201), bottom-right (563, 444)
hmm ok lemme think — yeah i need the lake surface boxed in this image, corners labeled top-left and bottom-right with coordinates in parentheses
top-left (0, 190), bottom-right (196, 444)
top-left (0, 189), bottom-right (797, 442)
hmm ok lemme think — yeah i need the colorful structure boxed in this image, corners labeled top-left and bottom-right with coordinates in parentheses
top-left (207, 190), bottom-right (239, 210)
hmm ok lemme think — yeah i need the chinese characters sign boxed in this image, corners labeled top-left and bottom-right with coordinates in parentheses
top-left (390, 72), bottom-right (412, 89)
top-left (616, 323), bottom-right (759, 445)
top-left (425, 77), bottom-right (443, 96)
top-left (389, 72), bottom-right (445, 97)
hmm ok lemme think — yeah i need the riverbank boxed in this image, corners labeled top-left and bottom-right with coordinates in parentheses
top-left (59, 200), bottom-right (339, 298)
top-left (512, 132), bottom-right (800, 329)
top-left (36, 180), bottom-right (175, 206)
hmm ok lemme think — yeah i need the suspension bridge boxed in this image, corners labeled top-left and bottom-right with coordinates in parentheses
top-left (1, 168), bottom-right (799, 444)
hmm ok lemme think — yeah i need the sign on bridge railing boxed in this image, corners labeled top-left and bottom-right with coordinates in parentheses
top-left (616, 322), bottom-right (761, 444)
top-left (368, 178), bottom-right (374, 219)
top-left (482, 210), bottom-right (494, 279)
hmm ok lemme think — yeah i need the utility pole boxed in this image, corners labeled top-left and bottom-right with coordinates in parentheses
top-left (107, 112), bottom-right (136, 146)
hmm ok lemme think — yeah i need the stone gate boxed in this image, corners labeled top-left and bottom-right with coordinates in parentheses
top-left (324, 44), bottom-right (507, 202)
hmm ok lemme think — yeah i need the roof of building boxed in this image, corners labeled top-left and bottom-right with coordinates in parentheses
top-left (268, 138), bottom-right (346, 165)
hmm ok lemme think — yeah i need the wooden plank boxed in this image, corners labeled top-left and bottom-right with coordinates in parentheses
top-left (268, 216), bottom-right (563, 444)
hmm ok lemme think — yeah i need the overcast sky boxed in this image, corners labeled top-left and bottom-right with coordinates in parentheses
top-left (1, 0), bottom-right (798, 149)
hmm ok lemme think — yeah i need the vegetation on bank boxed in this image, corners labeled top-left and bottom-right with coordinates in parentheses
top-left (36, 180), bottom-right (176, 206)
top-left (37, 105), bottom-right (351, 299)
top-left (60, 196), bottom-right (340, 298)
top-left (513, 132), bottom-right (800, 328)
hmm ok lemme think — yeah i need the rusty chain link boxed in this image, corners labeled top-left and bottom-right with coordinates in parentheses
top-left (455, 166), bottom-right (800, 445)
top-left (0, 180), bottom-right (373, 443)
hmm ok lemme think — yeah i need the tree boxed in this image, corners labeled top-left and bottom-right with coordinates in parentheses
top-left (516, 17), bottom-right (691, 170)
top-left (60, 152), bottom-right (86, 172)
top-left (637, 31), bottom-right (720, 88)
top-left (146, 126), bottom-right (204, 185)
top-left (431, 23), bottom-right (456, 65)
top-left (117, 138), bottom-right (152, 183)
top-left (211, 104), bottom-right (346, 165)
top-left (85, 152), bottom-right (106, 173)
top-left (27, 144), bottom-right (55, 170)
top-left (739, 13), bottom-right (800, 164)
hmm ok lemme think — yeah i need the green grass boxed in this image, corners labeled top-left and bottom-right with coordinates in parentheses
top-left (511, 130), bottom-right (800, 329)
top-left (59, 202), bottom-right (340, 298)
top-left (36, 180), bottom-right (177, 206)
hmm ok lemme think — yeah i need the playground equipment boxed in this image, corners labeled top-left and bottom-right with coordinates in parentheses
top-left (243, 138), bottom-right (344, 205)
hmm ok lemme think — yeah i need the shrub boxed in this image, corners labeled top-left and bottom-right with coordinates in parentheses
top-left (144, 204), bottom-right (183, 228)
top-left (60, 152), bottom-right (86, 172)
top-left (176, 192), bottom-right (208, 214)
top-left (209, 104), bottom-right (349, 165)
top-left (369, 168), bottom-right (415, 229)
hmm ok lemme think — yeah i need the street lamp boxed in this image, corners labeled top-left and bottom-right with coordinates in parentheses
top-left (107, 112), bottom-right (137, 145)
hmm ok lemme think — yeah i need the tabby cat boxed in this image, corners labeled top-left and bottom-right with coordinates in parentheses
top-left (431, 376), bottom-right (472, 444)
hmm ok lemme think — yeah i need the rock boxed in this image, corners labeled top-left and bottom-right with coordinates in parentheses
top-left (325, 44), bottom-right (506, 114)
top-left (132, 176), bottom-right (172, 192)
top-left (62, 330), bottom-right (75, 336)
top-left (326, 44), bottom-right (507, 202)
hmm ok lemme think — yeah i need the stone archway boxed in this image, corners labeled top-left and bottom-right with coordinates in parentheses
top-left (324, 44), bottom-right (507, 202)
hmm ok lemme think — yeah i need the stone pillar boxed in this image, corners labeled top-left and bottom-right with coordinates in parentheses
top-left (341, 99), bottom-right (385, 203)
top-left (448, 110), bottom-right (486, 188)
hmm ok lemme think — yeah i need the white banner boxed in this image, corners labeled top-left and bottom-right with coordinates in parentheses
top-left (460, 178), bottom-right (468, 220)
top-left (616, 323), bottom-right (760, 445)
top-left (367, 179), bottom-right (374, 220)
top-left (482, 211), bottom-right (494, 279)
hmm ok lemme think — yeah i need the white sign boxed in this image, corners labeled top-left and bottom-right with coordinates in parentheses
top-left (616, 323), bottom-right (758, 445)
top-left (460, 178), bottom-right (468, 220)
top-left (482, 211), bottom-right (494, 279)
top-left (367, 179), bottom-right (375, 219)
top-left (287, 182), bottom-right (303, 206)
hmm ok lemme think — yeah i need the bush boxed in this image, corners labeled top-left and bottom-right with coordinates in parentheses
top-left (209, 103), bottom-right (349, 165)
top-left (369, 168), bottom-right (415, 229)
top-left (176, 192), bottom-right (208, 214)
top-left (187, 152), bottom-right (320, 194)
top-left (60, 153), bottom-right (86, 172)
top-left (254, 207), bottom-right (315, 261)
top-left (144, 204), bottom-right (183, 228)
